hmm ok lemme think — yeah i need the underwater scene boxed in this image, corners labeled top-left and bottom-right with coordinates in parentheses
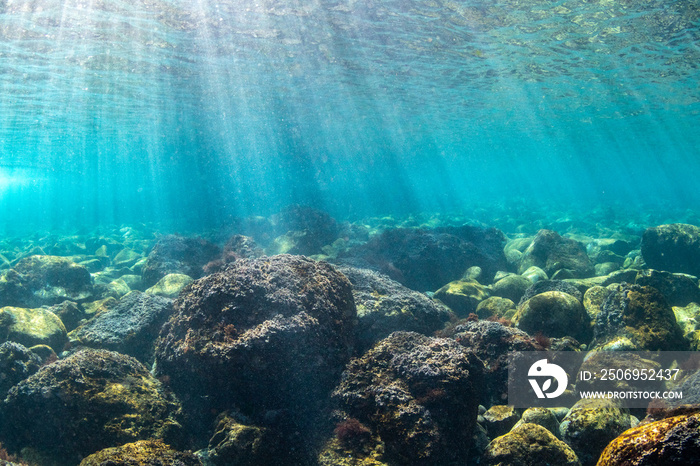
top-left (1, 0), bottom-right (700, 464)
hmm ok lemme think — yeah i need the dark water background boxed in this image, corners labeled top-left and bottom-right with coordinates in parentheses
top-left (1, 0), bottom-right (699, 233)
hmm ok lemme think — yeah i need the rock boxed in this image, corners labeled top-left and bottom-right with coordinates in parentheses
top-left (483, 405), bottom-right (520, 439)
top-left (69, 291), bottom-right (173, 364)
top-left (593, 284), bottom-right (687, 351)
top-left (521, 266), bottom-right (548, 283)
top-left (673, 302), bottom-right (700, 340)
top-left (119, 274), bottom-right (143, 291)
top-left (442, 320), bottom-right (541, 406)
top-left (575, 351), bottom-right (663, 395)
top-left (434, 279), bottom-right (490, 316)
top-left (513, 407), bottom-right (561, 438)
top-left (104, 278), bottom-right (132, 299)
top-left (0, 349), bottom-right (184, 464)
top-left (204, 412), bottom-right (272, 466)
top-left (583, 285), bottom-right (614, 322)
top-left (332, 331), bottom-right (483, 465)
top-left (113, 248), bottom-right (143, 268)
top-left (154, 255), bottom-right (356, 455)
top-left (641, 223), bottom-right (700, 276)
top-left (337, 266), bottom-right (453, 352)
top-left (519, 229), bottom-right (594, 278)
top-left (519, 279), bottom-right (583, 306)
top-left (141, 235), bottom-right (220, 289)
top-left (0, 306), bottom-right (68, 353)
top-left (145, 273), bottom-right (193, 298)
top-left (5, 255), bottom-right (94, 306)
top-left (482, 423), bottom-right (580, 466)
top-left (491, 274), bottom-right (532, 303)
top-left (339, 225), bottom-right (508, 291)
top-left (597, 412), bottom-right (700, 465)
top-left (514, 291), bottom-right (592, 343)
top-left (0, 341), bottom-right (42, 399)
top-left (476, 296), bottom-right (516, 320)
top-left (79, 440), bottom-right (202, 466)
top-left (634, 269), bottom-right (700, 307)
top-left (559, 399), bottom-right (636, 466)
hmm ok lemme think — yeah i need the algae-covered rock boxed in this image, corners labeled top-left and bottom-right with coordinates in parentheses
top-left (476, 296), bottom-right (516, 320)
top-left (597, 412), bottom-right (700, 465)
top-left (204, 412), bottom-right (271, 466)
top-left (641, 223), bottom-right (700, 276)
top-left (0, 341), bottom-right (42, 399)
top-left (69, 291), bottom-right (173, 363)
top-left (79, 440), bottom-right (202, 466)
top-left (434, 278), bottom-right (490, 316)
top-left (13, 255), bottom-right (94, 305)
top-left (519, 279), bottom-right (583, 305)
top-left (482, 422), bottom-right (580, 466)
top-left (673, 302), bottom-right (700, 340)
top-left (145, 273), bottom-right (193, 298)
top-left (0, 306), bottom-right (68, 353)
top-left (446, 320), bottom-right (542, 406)
top-left (483, 405), bottom-right (520, 439)
top-left (559, 398), bottom-right (635, 466)
top-left (154, 254), bottom-right (356, 459)
top-left (514, 291), bottom-right (592, 342)
top-left (593, 284), bottom-right (687, 351)
top-left (634, 269), bottom-right (700, 307)
top-left (491, 274), bottom-right (532, 303)
top-left (332, 331), bottom-right (483, 465)
top-left (519, 229), bottom-right (594, 279)
top-left (337, 266), bottom-right (453, 352)
top-left (0, 349), bottom-right (184, 465)
top-left (583, 285), bottom-right (614, 322)
top-left (512, 407), bottom-right (561, 438)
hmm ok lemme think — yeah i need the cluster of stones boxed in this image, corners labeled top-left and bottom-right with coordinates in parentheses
top-left (0, 215), bottom-right (698, 465)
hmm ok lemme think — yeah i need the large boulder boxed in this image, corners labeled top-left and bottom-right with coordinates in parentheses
top-left (0, 349), bottom-right (184, 465)
top-left (0, 342), bottom-right (42, 399)
top-left (0, 255), bottom-right (94, 307)
top-left (154, 255), bottom-right (356, 453)
top-left (641, 223), bottom-right (700, 276)
top-left (519, 230), bottom-right (594, 279)
top-left (69, 291), bottom-right (174, 364)
top-left (559, 399), bottom-right (636, 466)
top-left (141, 235), bottom-right (220, 289)
top-left (79, 440), bottom-right (202, 466)
top-left (331, 331), bottom-right (483, 465)
top-left (597, 412), bottom-right (700, 465)
top-left (514, 291), bottom-right (592, 343)
top-left (339, 225), bottom-right (508, 291)
top-left (593, 284), bottom-right (687, 351)
top-left (337, 266), bottom-right (453, 352)
top-left (444, 320), bottom-right (542, 406)
top-left (0, 306), bottom-right (68, 353)
top-left (482, 423), bottom-right (580, 466)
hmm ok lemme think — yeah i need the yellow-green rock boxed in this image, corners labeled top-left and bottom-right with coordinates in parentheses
top-left (0, 306), bottom-right (68, 353)
top-left (434, 279), bottom-right (490, 316)
top-left (145, 273), bottom-right (193, 298)
top-left (482, 422), bottom-right (580, 466)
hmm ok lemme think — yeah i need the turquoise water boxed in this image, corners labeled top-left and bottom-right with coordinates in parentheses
top-left (0, 0), bottom-right (699, 231)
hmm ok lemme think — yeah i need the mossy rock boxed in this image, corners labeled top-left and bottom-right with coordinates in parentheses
top-left (512, 408), bottom-right (561, 438)
top-left (597, 412), bottom-right (700, 465)
top-left (482, 423), bottom-right (580, 466)
top-left (145, 273), bottom-right (193, 298)
top-left (514, 291), bottom-right (592, 342)
top-left (434, 279), bottom-right (490, 316)
top-left (559, 399), bottom-right (635, 466)
top-left (476, 296), bottom-right (516, 320)
top-left (593, 284), bottom-right (687, 351)
top-left (0, 306), bottom-right (68, 353)
top-left (79, 440), bottom-right (201, 466)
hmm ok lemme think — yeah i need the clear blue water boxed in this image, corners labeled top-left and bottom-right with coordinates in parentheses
top-left (0, 0), bottom-right (699, 232)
